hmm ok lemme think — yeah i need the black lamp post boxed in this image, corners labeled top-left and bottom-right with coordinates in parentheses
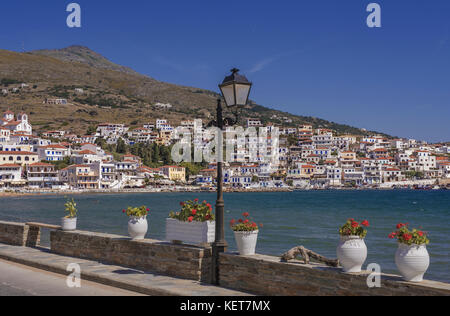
top-left (211, 68), bottom-right (252, 285)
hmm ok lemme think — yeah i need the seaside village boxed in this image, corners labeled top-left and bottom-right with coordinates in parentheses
top-left (0, 109), bottom-right (449, 192)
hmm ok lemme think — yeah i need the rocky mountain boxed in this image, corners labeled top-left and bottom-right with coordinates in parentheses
top-left (0, 46), bottom-right (389, 138)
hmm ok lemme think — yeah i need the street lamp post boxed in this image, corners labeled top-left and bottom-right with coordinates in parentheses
top-left (211, 68), bottom-right (252, 285)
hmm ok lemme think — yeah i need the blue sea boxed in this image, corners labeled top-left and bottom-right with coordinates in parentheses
top-left (0, 190), bottom-right (449, 283)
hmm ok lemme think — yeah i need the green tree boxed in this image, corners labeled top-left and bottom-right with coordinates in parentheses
top-left (116, 138), bottom-right (126, 154)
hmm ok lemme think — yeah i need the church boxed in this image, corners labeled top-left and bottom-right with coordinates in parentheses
top-left (1, 110), bottom-right (33, 135)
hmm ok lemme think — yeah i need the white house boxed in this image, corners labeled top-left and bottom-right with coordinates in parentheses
top-left (1, 111), bottom-right (32, 135)
top-left (37, 144), bottom-right (69, 161)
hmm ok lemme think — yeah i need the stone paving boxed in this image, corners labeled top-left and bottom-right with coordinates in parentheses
top-left (0, 243), bottom-right (252, 296)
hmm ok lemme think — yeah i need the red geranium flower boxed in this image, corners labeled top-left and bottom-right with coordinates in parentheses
top-left (351, 222), bottom-right (359, 228)
top-left (361, 220), bottom-right (369, 227)
top-left (418, 231), bottom-right (424, 237)
top-left (194, 198), bottom-right (199, 202)
top-left (192, 209), bottom-right (197, 215)
top-left (242, 212), bottom-right (250, 218)
top-left (188, 216), bottom-right (194, 223)
top-left (244, 219), bottom-right (249, 224)
top-left (238, 219), bottom-right (243, 223)
top-left (397, 223), bottom-right (405, 229)
top-left (403, 233), bottom-right (412, 241)
top-left (146, 208), bottom-right (150, 212)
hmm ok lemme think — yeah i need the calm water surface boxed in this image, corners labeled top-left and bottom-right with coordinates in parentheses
top-left (0, 190), bottom-right (449, 282)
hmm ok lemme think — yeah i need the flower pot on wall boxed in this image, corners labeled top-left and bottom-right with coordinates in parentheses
top-left (395, 243), bottom-right (430, 282)
top-left (61, 217), bottom-right (77, 231)
top-left (165, 218), bottom-right (215, 245)
top-left (336, 236), bottom-right (367, 273)
top-left (128, 216), bottom-right (148, 240)
top-left (234, 230), bottom-right (258, 256)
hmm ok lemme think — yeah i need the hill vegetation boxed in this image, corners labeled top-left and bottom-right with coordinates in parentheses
top-left (0, 46), bottom-right (390, 138)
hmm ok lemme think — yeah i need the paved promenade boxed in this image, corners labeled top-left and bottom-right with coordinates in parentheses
top-left (0, 244), bottom-right (252, 296)
top-left (0, 259), bottom-right (145, 296)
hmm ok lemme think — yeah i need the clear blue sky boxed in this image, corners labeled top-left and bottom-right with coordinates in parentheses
top-left (1, 0), bottom-right (449, 142)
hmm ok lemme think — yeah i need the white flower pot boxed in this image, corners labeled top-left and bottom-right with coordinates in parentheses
top-left (165, 218), bottom-right (215, 245)
top-left (128, 216), bottom-right (148, 240)
top-left (61, 217), bottom-right (77, 231)
top-left (234, 230), bottom-right (258, 256)
top-left (336, 236), bottom-right (367, 273)
top-left (395, 243), bottom-right (430, 282)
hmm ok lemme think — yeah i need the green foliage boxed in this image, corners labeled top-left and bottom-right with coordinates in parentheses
top-left (116, 138), bottom-right (126, 153)
top-left (122, 206), bottom-right (149, 217)
top-left (86, 125), bottom-right (97, 135)
top-left (389, 224), bottom-right (430, 246)
top-left (339, 219), bottom-right (369, 238)
top-left (64, 198), bottom-right (78, 219)
top-left (230, 212), bottom-right (261, 232)
top-left (169, 199), bottom-right (215, 222)
top-left (1, 78), bottom-right (21, 86)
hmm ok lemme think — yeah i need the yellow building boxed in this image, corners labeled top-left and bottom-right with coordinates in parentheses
top-left (161, 165), bottom-right (186, 182)
top-left (0, 151), bottom-right (39, 166)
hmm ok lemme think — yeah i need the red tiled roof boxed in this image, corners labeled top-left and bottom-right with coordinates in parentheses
top-left (41, 144), bottom-right (67, 149)
top-left (0, 163), bottom-right (21, 168)
top-left (0, 151), bottom-right (37, 155)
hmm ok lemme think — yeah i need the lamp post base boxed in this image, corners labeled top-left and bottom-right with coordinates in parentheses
top-left (211, 241), bottom-right (228, 285)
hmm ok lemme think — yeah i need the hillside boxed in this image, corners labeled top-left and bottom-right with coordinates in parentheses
top-left (0, 46), bottom-right (389, 137)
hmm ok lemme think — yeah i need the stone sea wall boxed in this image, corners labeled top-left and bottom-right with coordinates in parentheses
top-left (0, 220), bottom-right (449, 296)
top-left (219, 253), bottom-right (450, 296)
top-left (50, 230), bottom-right (212, 282)
top-left (0, 221), bottom-right (40, 247)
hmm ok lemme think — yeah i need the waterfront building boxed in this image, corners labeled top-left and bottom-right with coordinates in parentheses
top-left (0, 164), bottom-right (24, 187)
top-left (160, 165), bottom-right (186, 182)
top-left (26, 162), bottom-right (63, 189)
top-left (0, 151), bottom-right (38, 166)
